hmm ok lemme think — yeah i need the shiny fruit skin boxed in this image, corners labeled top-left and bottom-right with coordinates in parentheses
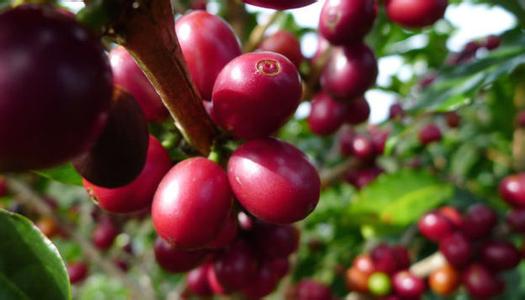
top-left (463, 264), bottom-right (504, 299)
top-left (429, 264), bottom-right (460, 296)
top-left (308, 92), bottom-right (349, 135)
top-left (211, 240), bottom-right (258, 291)
top-left (227, 138), bottom-right (320, 224)
top-left (370, 244), bottom-right (398, 275)
top-left (187, 263), bottom-right (213, 296)
top-left (418, 124), bottom-right (442, 145)
top-left (207, 212), bottom-right (238, 249)
top-left (389, 103), bottom-right (404, 120)
top-left (319, 0), bottom-right (376, 45)
top-left (154, 238), bottom-right (208, 273)
top-left (368, 272), bottom-right (392, 296)
top-left (83, 136), bottom-right (172, 214)
top-left (385, 0), bottom-right (448, 28)
top-left (152, 157), bottom-right (232, 249)
top-left (353, 254), bottom-right (375, 275)
top-left (418, 211), bottom-right (454, 242)
top-left (74, 88), bottom-right (149, 188)
top-left (109, 46), bottom-right (167, 122)
top-left (345, 97), bottom-right (370, 125)
top-left (295, 280), bottom-right (333, 300)
top-left (461, 203), bottom-right (497, 240)
top-left (507, 209), bottom-right (525, 233)
top-left (346, 267), bottom-right (370, 293)
top-left (500, 173), bottom-right (525, 208)
top-left (268, 258), bottom-right (290, 278)
top-left (392, 246), bottom-right (411, 270)
top-left (439, 233), bottom-right (472, 268)
top-left (242, 261), bottom-right (280, 299)
top-left (321, 44), bottom-right (378, 101)
top-left (392, 271), bottom-right (425, 299)
top-left (212, 52), bottom-right (302, 139)
top-left (479, 240), bottom-right (520, 271)
top-left (339, 127), bottom-right (356, 156)
top-left (68, 262), bottom-right (88, 284)
top-left (242, 0), bottom-right (316, 10)
top-left (92, 219), bottom-right (119, 251)
top-left (176, 11), bottom-right (241, 100)
top-left (0, 5), bottom-right (112, 171)
top-left (349, 134), bottom-right (375, 161)
top-left (439, 206), bottom-right (463, 229)
top-left (252, 223), bottom-right (300, 259)
top-left (259, 30), bottom-right (303, 68)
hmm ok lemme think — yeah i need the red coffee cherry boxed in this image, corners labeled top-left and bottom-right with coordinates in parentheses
top-left (445, 111), bottom-right (461, 128)
top-left (345, 167), bottom-right (383, 189)
top-left (429, 264), bottom-right (460, 296)
top-left (109, 46), bottom-right (167, 122)
top-left (461, 203), bottom-right (497, 240)
top-left (321, 44), bottom-right (378, 101)
top-left (369, 126), bottom-right (389, 155)
top-left (242, 0), bottom-right (316, 10)
top-left (0, 5), bottom-right (112, 171)
top-left (294, 280), bottom-right (333, 300)
top-left (370, 244), bottom-right (398, 275)
top-left (207, 212), bottom-right (238, 249)
top-left (479, 240), bottom-right (520, 271)
top-left (392, 271), bottom-right (425, 299)
top-left (418, 211), bottom-right (454, 242)
top-left (68, 261), bottom-right (88, 284)
top-left (83, 136), bottom-right (172, 214)
top-left (391, 245), bottom-right (411, 270)
top-left (388, 103), bottom-right (405, 120)
top-left (242, 261), bottom-right (280, 299)
top-left (506, 209), bottom-right (525, 233)
top-left (418, 123), bottom-right (442, 145)
top-left (211, 240), bottom-right (258, 291)
top-left (92, 218), bottom-right (120, 251)
top-left (352, 254), bottom-right (375, 275)
top-left (0, 176), bottom-right (7, 197)
top-left (319, 0), bottom-right (376, 45)
top-left (500, 173), bottom-right (525, 208)
top-left (152, 157), bottom-right (232, 249)
top-left (176, 11), bottom-right (241, 100)
top-left (349, 134), bottom-right (375, 161)
top-left (345, 97), bottom-right (371, 125)
top-left (308, 92), bottom-right (349, 135)
top-left (259, 30), bottom-right (303, 68)
top-left (252, 223), bottom-right (300, 259)
top-left (463, 264), bottom-right (504, 299)
top-left (385, 0), bottom-right (448, 28)
top-left (439, 232), bottom-right (472, 268)
top-left (187, 263), bottom-right (213, 296)
top-left (227, 138), bottom-right (320, 224)
top-left (485, 35), bottom-right (501, 50)
top-left (154, 238), bottom-right (208, 273)
top-left (339, 127), bottom-right (356, 156)
top-left (268, 258), bottom-right (290, 278)
top-left (212, 52), bottom-right (302, 139)
top-left (438, 206), bottom-right (463, 228)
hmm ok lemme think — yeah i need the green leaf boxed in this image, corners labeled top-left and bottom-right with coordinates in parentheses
top-left (0, 209), bottom-right (71, 300)
top-left (34, 164), bottom-right (82, 186)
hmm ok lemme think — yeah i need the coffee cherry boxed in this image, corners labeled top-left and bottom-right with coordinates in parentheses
top-left (252, 223), bottom-right (300, 259)
top-left (345, 97), bottom-right (371, 125)
top-left (438, 206), bottom-right (463, 229)
top-left (346, 267), bottom-right (370, 293)
top-left (463, 264), bottom-right (504, 298)
top-left (190, 0), bottom-right (207, 10)
top-left (369, 127), bottom-right (389, 155)
top-left (319, 0), bottom-right (376, 45)
top-left (321, 44), bottom-right (378, 101)
top-left (227, 138), bottom-right (320, 224)
top-left (0, 5), bottom-right (112, 171)
top-left (308, 92), bottom-right (349, 135)
top-left (152, 157), bottom-right (232, 249)
top-left (500, 173), bottom-right (525, 208)
top-left (385, 0), bottom-right (448, 28)
top-left (212, 52), bottom-right (302, 139)
top-left (187, 264), bottom-right (213, 296)
top-left (259, 30), bottom-right (303, 68)
top-left (418, 124), bottom-right (442, 145)
top-left (0, 177), bottom-right (7, 197)
top-left (207, 212), bottom-right (238, 249)
top-left (418, 211), bottom-right (454, 242)
top-left (242, 261), bottom-right (280, 299)
top-left (154, 238), bottom-right (208, 273)
top-left (439, 233), bottom-right (472, 268)
top-left (392, 271), bottom-right (425, 299)
top-left (429, 264), bottom-right (459, 296)
top-left (345, 167), bottom-right (383, 189)
top-left (109, 46), bottom-right (167, 122)
top-left (238, 211), bottom-right (255, 231)
top-left (339, 127), bottom-right (355, 156)
top-left (445, 111), bottom-right (461, 128)
top-left (242, 0), bottom-right (316, 9)
top-left (485, 35), bottom-right (501, 50)
top-left (92, 218), bottom-right (119, 251)
top-left (370, 244), bottom-right (398, 275)
top-left (479, 240), bottom-right (520, 271)
top-left (349, 134), bottom-right (375, 161)
top-left (36, 217), bottom-right (59, 239)
top-left (368, 272), bottom-right (392, 296)
top-left (295, 280), bottom-right (333, 300)
top-left (114, 259), bottom-right (129, 272)
top-left (83, 135), bottom-right (172, 214)
top-left (462, 203), bottom-right (497, 240)
top-left (211, 240), bottom-right (258, 291)
top-left (516, 111), bottom-right (525, 128)
top-left (391, 245), bottom-right (411, 270)
top-left (389, 103), bottom-right (405, 120)
top-left (352, 254), bottom-right (375, 275)
top-left (176, 11), bottom-right (241, 100)
top-left (268, 258), bottom-right (290, 278)
top-left (68, 262), bottom-right (88, 284)
top-left (506, 209), bottom-right (525, 233)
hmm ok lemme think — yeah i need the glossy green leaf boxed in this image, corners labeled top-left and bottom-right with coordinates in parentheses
top-left (34, 164), bottom-right (82, 186)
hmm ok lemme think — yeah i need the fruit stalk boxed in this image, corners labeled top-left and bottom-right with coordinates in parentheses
top-left (244, 11), bottom-right (283, 52)
top-left (319, 158), bottom-right (359, 188)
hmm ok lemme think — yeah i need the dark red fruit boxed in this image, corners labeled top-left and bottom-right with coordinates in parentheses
top-left (0, 177), bottom-right (7, 197)
top-left (152, 157), bottom-right (232, 249)
top-left (385, 0), bottom-right (448, 28)
top-left (242, 261), bottom-right (280, 299)
top-left (321, 44), bottom-right (378, 101)
top-left (176, 11), bottom-right (241, 100)
top-left (319, 0), bottom-right (376, 45)
top-left (507, 209), bottom-right (525, 233)
top-left (479, 240), bottom-right (520, 271)
top-left (190, 0), bottom-right (207, 10)
top-left (339, 127), bottom-right (355, 156)
top-left (114, 259), bottom-right (129, 272)
top-left (295, 280), bottom-right (332, 300)
top-left (500, 173), bottom-right (525, 208)
top-left (0, 5), bottom-right (112, 171)
top-left (389, 103), bottom-right (405, 120)
top-left (345, 167), bottom-right (383, 189)
top-left (392, 271), bottom-right (425, 299)
top-left (207, 212), bottom-right (238, 249)
top-left (252, 223), bottom-right (300, 259)
top-left (68, 262), bottom-right (88, 284)
top-left (109, 46), bottom-right (167, 122)
top-left (308, 92), bottom-right (349, 135)
top-left (369, 126), bottom-right (389, 155)
top-left (516, 111), bottom-right (525, 128)
top-left (462, 204), bottom-right (497, 240)
top-left (211, 240), bottom-right (258, 291)
top-left (268, 258), bottom-right (290, 278)
top-left (445, 111), bottom-right (461, 128)
top-left (187, 263), bottom-right (213, 296)
top-left (370, 244), bottom-right (398, 274)
top-left (212, 52), bottom-right (302, 139)
top-left (227, 138), bottom-right (320, 224)
top-left (83, 135), bottom-right (172, 214)
top-left (349, 134), bottom-right (375, 161)
top-left (92, 218), bottom-right (119, 251)
top-left (259, 30), bottom-right (303, 68)
top-left (485, 35), bottom-right (501, 50)
top-left (463, 264), bottom-right (504, 299)
top-left (238, 211), bottom-right (255, 231)
top-left (418, 124), bottom-right (442, 145)
top-left (154, 238), bottom-right (208, 273)
top-left (439, 233), bottom-right (472, 268)
top-left (438, 206), bottom-right (463, 228)
top-left (242, 0), bottom-right (316, 10)
top-left (345, 97), bottom-right (370, 125)
top-left (392, 245), bottom-right (411, 270)
top-left (418, 211), bottom-right (454, 242)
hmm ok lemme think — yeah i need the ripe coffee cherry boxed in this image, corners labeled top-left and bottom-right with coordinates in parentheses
top-left (506, 209), bottom-right (525, 233)
top-left (500, 173), bottom-right (525, 208)
top-left (391, 246), bottom-right (411, 270)
top-left (68, 262), bottom-right (88, 284)
top-left (445, 111), bottom-right (461, 128)
top-left (385, 0), bottom-right (448, 28)
top-left (345, 167), bottom-right (383, 190)
top-left (83, 136), bottom-right (172, 214)
top-left (0, 5), bottom-right (112, 171)
top-left (210, 240), bottom-right (258, 291)
top-left (268, 258), bottom-right (290, 278)
top-left (242, 261), bottom-right (280, 299)
top-left (463, 264), bottom-right (504, 298)
top-left (353, 254), bottom-right (375, 274)
top-left (371, 244), bottom-right (398, 275)
top-left (479, 240), bottom-right (520, 271)
top-left (485, 35), bottom-right (501, 50)
top-left (242, 0), bottom-right (316, 10)
top-left (369, 126), bottom-right (389, 155)
top-left (438, 206), bottom-right (463, 228)
top-left (154, 238), bottom-right (208, 273)
top-left (346, 267), bottom-right (370, 293)
top-left (152, 157), bottom-right (232, 249)
top-left (462, 204), bottom-right (497, 240)
top-left (392, 271), bottom-right (425, 299)
top-left (308, 92), bottom-right (349, 135)
top-left (418, 124), bottom-right (442, 145)
top-left (418, 211), bottom-right (454, 242)
top-left (321, 44), bottom-right (378, 101)
top-left (345, 97), bottom-right (371, 125)
top-left (212, 52), bottom-right (302, 139)
top-left (339, 127), bottom-right (355, 156)
top-left (227, 138), bottom-right (320, 224)
top-left (238, 211), bottom-right (255, 231)
top-left (259, 30), bottom-right (303, 68)
top-left (187, 264), bottom-right (213, 296)
top-left (295, 280), bottom-right (333, 300)
top-left (92, 219), bottom-right (119, 251)
top-left (252, 223), bottom-right (300, 259)
top-left (207, 212), bottom-right (238, 249)
top-left (439, 233), bottom-right (472, 268)
top-left (516, 111), bottom-right (525, 128)
top-left (109, 46), bottom-right (167, 122)
top-left (389, 103), bottom-right (405, 120)
top-left (74, 88), bottom-right (148, 188)
top-left (429, 264), bottom-right (459, 296)
top-left (349, 134), bottom-right (375, 161)
top-left (368, 272), bottom-right (392, 296)
top-left (319, 0), bottom-right (376, 45)
top-left (176, 11), bottom-right (241, 100)
top-left (0, 177), bottom-right (7, 197)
